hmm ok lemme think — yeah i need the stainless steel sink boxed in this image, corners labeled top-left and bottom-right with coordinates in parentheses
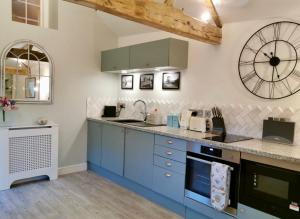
top-left (107, 119), bottom-right (164, 127)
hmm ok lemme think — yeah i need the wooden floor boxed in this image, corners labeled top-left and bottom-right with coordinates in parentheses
top-left (0, 171), bottom-right (182, 219)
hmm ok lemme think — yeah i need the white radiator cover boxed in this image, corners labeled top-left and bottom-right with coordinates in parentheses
top-left (0, 124), bottom-right (58, 191)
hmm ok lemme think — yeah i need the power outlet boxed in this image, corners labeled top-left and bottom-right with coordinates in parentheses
top-left (118, 103), bottom-right (126, 109)
top-left (205, 110), bottom-right (212, 118)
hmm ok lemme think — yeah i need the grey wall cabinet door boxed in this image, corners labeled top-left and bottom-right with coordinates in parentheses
top-left (101, 124), bottom-right (125, 176)
top-left (87, 121), bottom-right (102, 166)
top-left (130, 39), bottom-right (169, 69)
top-left (129, 38), bottom-right (188, 70)
top-left (101, 47), bottom-right (130, 72)
top-left (124, 129), bottom-right (154, 189)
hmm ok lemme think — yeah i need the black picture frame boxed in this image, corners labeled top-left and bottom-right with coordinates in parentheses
top-left (121, 75), bottom-right (134, 90)
top-left (162, 72), bottom-right (180, 90)
top-left (140, 73), bottom-right (154, 90)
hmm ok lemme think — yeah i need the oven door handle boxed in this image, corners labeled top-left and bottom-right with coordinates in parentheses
top-left (187, 156), bottom-right (234, 171)
top-left (187, 156), bottom-right (213, 165)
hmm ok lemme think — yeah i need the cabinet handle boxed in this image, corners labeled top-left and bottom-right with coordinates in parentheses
top-left (165, 162), bottom-right (172, 167)
top-left (167, 140), bottom-right (173, 144)
top-left (164, 173), bottom-right (172, 177)
top-left (165, 151), bottom-right (173, 156)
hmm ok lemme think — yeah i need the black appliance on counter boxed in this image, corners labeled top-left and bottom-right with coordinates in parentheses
top-left (102, 106), bottom-right (117, 117)
top-left (263, 118), bottom-right (295, 145)
top-left (204, 134), bottom-right (252, 143)
top-left (240, 160), bottom-right (300, 219)
top-left (185, 142), bottom-right (241, 216)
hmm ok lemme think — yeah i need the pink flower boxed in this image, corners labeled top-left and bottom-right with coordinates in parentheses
top-left (0, 96), bottom-right (17, 111)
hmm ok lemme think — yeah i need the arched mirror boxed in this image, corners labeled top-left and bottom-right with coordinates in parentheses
top-left (1, 40), bottom-right (53, 103)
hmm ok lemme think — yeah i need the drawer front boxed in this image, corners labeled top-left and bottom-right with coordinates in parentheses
top-left (154, 145), bottom-right (186, 163)
top-left (154, 155), bottom-right (186, 174)
top-left (153, 166), bottom-right (185, 203)
top-left (155, 135), bottom-right (187, 151)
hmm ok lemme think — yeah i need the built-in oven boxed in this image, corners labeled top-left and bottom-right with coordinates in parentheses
top-left (185, 142), bottom-right (241, 216)
top-left (240, 159), bottom-right (300, 219)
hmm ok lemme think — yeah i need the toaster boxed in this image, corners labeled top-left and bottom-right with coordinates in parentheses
top-left (189, 117), bottom-right (207, 132)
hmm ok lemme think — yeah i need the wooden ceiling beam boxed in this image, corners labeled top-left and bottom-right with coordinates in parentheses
top-left (164, 0), bottom-right (174, 7)
top-left (64, 0), bottom-right (222, 45)
top-left (203, 0), bottom-right (222, 28)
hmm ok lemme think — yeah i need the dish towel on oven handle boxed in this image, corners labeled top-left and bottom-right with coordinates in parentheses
top-left (210, 162), bottom-right (231, 211)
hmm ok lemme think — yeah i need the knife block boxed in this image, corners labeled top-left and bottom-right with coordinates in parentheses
top-left (212, 117), bottom-right (226, 135)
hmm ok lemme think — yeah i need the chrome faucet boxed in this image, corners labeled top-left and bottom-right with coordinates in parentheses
top-left (133, 99), bottom-right (147, 121)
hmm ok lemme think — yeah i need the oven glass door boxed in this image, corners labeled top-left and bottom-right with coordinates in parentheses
top-left (240, 160), bottom-right (300, 219)
top-left (185, 152), bottom-right (240, 210)
top-left (185, 155), bottom-right (211, 199)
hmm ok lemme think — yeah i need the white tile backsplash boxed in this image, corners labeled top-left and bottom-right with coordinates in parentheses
top-left (87, 97), bottom-right (300, 145)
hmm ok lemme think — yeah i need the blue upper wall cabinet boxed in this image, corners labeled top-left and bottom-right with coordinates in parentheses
top-left (101, 124), bottom-right (125, 176)
top-left (87, 121), bottom-right (102, 166)
top-left (124, 129), bottom-right (154, 189)
top-left (101, 38), bottom-right (188, 73)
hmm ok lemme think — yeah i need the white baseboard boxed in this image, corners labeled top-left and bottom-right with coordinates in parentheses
top-left (58, 162), bottom-right (87, 176)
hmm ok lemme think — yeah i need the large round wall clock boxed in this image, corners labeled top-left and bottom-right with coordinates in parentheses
top-left (238, 21), bottom-right (300, 99)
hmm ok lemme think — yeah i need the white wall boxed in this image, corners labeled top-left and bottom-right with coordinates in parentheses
top-left (0, 0), bottom-right (119, 167)
top-left (118, 18), bottom-right (300, 108)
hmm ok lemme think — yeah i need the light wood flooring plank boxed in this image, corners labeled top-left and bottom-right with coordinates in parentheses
top-left (0, 171), bottom-right (183, 219)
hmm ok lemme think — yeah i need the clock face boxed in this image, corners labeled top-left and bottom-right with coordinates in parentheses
top-left (239, 21), bottom-right (300, 99)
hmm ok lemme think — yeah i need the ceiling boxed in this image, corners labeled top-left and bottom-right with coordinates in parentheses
top-left (97, 0), bottom-right (300, 36)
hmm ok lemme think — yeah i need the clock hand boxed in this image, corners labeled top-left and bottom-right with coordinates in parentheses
top-left (264, 53), bottom-right (272, 59)
top-left (272, 66), bottom-right (275, 81)
top-left (275, 66), bottom-right (280, 79)
top-left (274, 40), bottom-right (278, 57)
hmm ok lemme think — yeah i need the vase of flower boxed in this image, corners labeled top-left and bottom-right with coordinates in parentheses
top-left (0, 97), bottom-right (17, 126)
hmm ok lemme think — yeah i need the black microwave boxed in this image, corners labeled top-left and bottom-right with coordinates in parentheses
top-left (240, 160), bottom-right (300, 219)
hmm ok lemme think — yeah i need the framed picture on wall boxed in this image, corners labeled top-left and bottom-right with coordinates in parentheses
top-left (121, 75), bottom-right (134, 89)
top-left (162, 72), bottom-right (180, 90)
top-left (25, 77), bottom-right (36, 98)
top-left (140, 74), bottom-right (154, 90)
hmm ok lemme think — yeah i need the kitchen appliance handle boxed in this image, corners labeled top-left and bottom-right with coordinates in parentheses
top-left (187, 156), bottom-right (234, 171)
top-left (187, 156), bottom-right (213, 165)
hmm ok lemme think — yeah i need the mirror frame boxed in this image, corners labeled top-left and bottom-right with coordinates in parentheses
top-left (1, 39), bottom-right (54, 104)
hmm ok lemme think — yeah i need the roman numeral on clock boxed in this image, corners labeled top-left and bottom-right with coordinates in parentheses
top-left (256, 31), bottom-right (267, 45)
top-left (281, 79), bottom-right (293, 94)
top-left (244, 45), bottom-right (258, 55)
top-left (269, 82), bottom-right (275, 98)
top-left (253, 79), bottom-right (264, 94)
top-left (273, 23), bottom-right (281, 40)
top-left (242, 70), bottom-right (256, 83)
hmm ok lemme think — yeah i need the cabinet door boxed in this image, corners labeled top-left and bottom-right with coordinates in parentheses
top-left (87, 121), bottom-right (102, 166)
top-left (101, 124), bottom-right (125, 176)
top-left (124, 129), bottom-right (154, 189)
top-left (186, 208), bottom-right (212, 219)
top-left (237, 204), bottom-right (279, 219)
top-left (101, 47), bottom-right (130, 72)
top-left (153, 166), bottom-right (185, 203)
top-left (129, 39), bottom-right (169, 69)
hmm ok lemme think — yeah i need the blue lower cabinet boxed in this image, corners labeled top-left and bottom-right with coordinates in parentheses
top-left (87, 121), bottom-right (102, 166)
top-left (184, 197), bottom-right (235, 219)
top-left (153, 166), bottom-right (185, 204)
top-left (101, 124), bottom-right (125, 176)
top-left (237, 204), bottom-right (279, 219)
top-left (124, 129), bottom-right (154, 189)
top-left (186, 208), bottom-right (212, 219)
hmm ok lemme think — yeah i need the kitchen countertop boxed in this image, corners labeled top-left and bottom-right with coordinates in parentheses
top-left (88, 117), bottom-right (300, 164)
